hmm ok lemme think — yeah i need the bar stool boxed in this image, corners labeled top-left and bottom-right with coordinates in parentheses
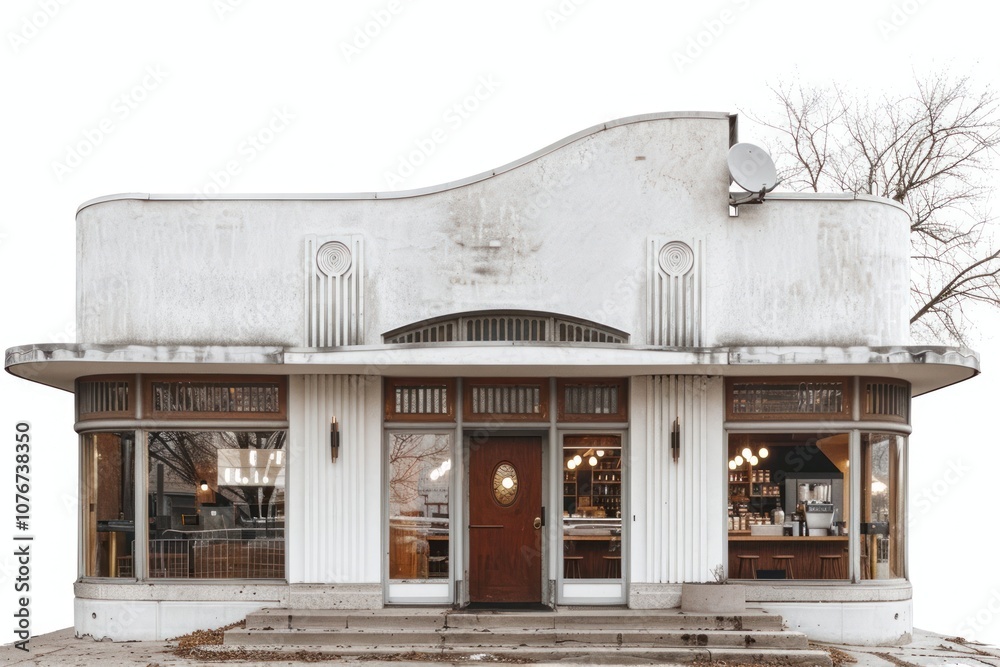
top-left (603, 556), bottom-right (622, 578)
top-left (564, 556), bottom-right (583, 579)
top-left (771, 554), bottom-right (795, 579)
top-left (736, 554), bottom-right (759, 579)
top-left (819, 554), bottom-right (843, 579)
top-left (428, 556), bottom-right (448, 577)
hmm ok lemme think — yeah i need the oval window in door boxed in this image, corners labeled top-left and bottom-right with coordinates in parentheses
top-left (492, 462), bottom-right (518, 506)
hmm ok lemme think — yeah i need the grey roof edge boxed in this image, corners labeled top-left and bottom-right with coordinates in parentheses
top-left (5, 344), bottom-right (286, 370)
top-left (75, 111), bottom-right (734, 215)
top-left (6, 341), bottom-right (980, 372)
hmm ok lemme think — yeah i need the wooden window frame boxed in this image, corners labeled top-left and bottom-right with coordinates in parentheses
top-left (77, 374), bottom-right (136, 421)
top-left (725, 377), bottom-right (852, 422)
top-left (384, 377), bottom-right (457, 423)
top-left (556, 378), bottom-right (629, 423)
top-left (462, 377), bottom-right (550, 423)
top-left (142, 375), bottom-right (287, 421)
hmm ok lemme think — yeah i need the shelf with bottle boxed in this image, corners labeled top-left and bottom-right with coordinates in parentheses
top-left (751, 483), bottom-right (781, 497)
top-left (595, 498), bottom-right (622, 512)
top-left (591, 483), bottom-right (621, 497)
top-left (728, 455), bottom-right (781, 503)
top-left (564, 452), bottom-right (621, 516)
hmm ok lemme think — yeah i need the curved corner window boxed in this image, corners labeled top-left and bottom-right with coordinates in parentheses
top-left (146, 431), bottom-right (286, 579)
top-left (82, 431), bottom-right (136, 578)
top-left (860, 433), bottom-right (906, 579)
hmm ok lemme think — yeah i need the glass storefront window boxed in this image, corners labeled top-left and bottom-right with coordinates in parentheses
top-left (861, 433), bottom-right (905, 580)
top-left (562, 435), bottom-right (622, 580)
top-left (727, 433), bottom-right (851, 580)
top-left (388, 433), bottom-right (452, 580)
top-left (82, 432), bottom-right (135, 577)
top-left (147, 431), bottom-right (286, 579)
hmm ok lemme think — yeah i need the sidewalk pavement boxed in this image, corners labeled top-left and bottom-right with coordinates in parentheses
top-left (2, 627), bottom-right (999, 666)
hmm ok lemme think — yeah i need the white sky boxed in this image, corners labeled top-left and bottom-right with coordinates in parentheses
top-left (2, 0), bottom-right (1000, 645)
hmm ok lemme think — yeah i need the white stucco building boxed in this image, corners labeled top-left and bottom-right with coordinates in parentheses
top-left (5, 112), bottom-right (978, 644)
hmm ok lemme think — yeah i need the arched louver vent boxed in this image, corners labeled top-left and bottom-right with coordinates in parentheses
top-left (383, 311), bottom-right (628, 345)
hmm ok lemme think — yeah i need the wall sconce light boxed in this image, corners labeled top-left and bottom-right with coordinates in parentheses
top-left (199, 480), bottom-right (209, 491)
top-left (671, 417), bottom-right (680, 463)
top-left (330, 417), bottom-right (340, 461)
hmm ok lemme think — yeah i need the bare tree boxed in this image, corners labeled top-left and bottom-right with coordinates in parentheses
top-left (743, 73), bottom-right (1000, 344)
top-left (388, 433), bottom-right (450, 511)
top-left (148, 430), bottom-right (286, 520)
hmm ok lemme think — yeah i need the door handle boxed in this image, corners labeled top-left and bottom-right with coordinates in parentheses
top-left (533, 517), bottom-right (542, 530)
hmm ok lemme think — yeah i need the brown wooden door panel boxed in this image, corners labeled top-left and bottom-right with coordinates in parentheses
top-left (469, 437), bottom-right (542, 603)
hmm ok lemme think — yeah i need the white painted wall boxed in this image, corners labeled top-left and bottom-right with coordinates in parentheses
top-left (287, 374), bottom-right (382, 585)
top-left (75, 115), bottom-right (911, 350)
top-left (629, 375), bottom-right (726, 592)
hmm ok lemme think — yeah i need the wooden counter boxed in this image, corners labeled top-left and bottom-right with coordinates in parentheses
top-left (729, 535), bottom-right (847, 542)
top-left (728, 535), bottom-right (848, 580)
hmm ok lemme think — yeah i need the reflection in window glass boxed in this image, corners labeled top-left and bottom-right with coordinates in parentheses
top-left (861, 433), bottom-right (905, 580)
top-left (562, 435), bottom-right (622, 580)
top-left (147, 431), bottom-right (286, 579)
top-left (82, 432), bottom-right (135, 577)
top-left (388, 433), bottom-right (451, 580)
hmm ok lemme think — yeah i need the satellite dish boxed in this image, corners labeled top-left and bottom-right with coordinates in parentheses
top-left (728, 143), bottom-right (778, 205)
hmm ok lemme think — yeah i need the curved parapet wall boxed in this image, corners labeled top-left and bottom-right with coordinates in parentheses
top-left (714, 193), bottom-right (910, 347)
top-left (75, 113), bottom-right (911, 349)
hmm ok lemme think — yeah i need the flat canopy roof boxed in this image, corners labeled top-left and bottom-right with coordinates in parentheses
top-left (5, 343), bottom-right (979, 398)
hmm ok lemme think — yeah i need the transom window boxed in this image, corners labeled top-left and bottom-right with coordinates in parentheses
top-left (384, 378), bottom-right (629, 423)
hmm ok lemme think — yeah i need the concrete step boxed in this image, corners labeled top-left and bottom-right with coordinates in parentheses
top-left (205, 643), bottom-right (833, 666)
top-left (226, 627), bottom-right (809, 649)
top-left (243, 607), bottom-right (785, 632)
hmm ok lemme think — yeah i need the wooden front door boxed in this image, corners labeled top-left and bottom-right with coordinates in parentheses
top-left (469, 437), bottom-right (543, 603)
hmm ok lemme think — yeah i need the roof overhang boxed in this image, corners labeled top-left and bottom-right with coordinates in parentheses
top-left (5, 343), bottom-right (979, 397)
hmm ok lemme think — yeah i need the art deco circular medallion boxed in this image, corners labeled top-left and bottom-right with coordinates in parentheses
top-left (316, 241), bottom-right (352, 277)
top-left (658, 241), bottom-right (694, 277)
top-left (492, 462), bottom-right (518, 506)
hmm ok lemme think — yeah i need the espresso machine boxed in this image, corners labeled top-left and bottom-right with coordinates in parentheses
top-left (783, 478), bottom-right (843, 535)
top-left (803, 501), bottom-right (835, 536)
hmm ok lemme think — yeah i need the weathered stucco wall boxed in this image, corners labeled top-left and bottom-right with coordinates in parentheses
top-left (713, 197), bottom-right (910, 347)
top-left (76, 115), bottom-right (910, 348)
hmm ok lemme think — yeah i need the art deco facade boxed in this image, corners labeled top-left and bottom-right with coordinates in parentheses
top-left (5, 112), bottom-right (978, 644)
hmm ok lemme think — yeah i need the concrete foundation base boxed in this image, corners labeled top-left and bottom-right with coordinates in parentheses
top-left (628, 583), bottom-right (682, 608)
top-left (74, 581), bottom-right (382, 640)
top-left (75, 598), bottom-right (274, 641)
top-left (760, 599), bottom-right (913, 646)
